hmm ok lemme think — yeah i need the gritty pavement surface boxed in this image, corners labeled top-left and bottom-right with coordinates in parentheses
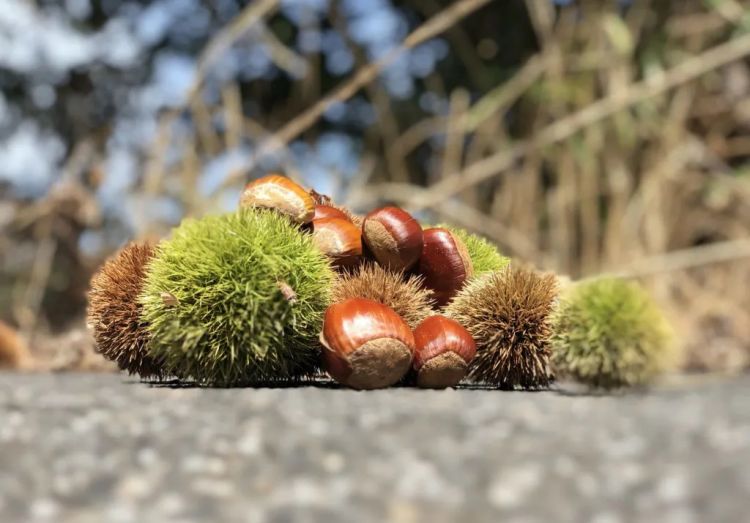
top-left (0, 373), bottom-right (749, 523)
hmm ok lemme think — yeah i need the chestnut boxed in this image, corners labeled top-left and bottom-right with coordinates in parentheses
top-left (362, 206), bottom-right (423, 271)
top-left (413, 315), bottom-right (476, 388)
top-left (320, 298), bottom-right (415, 389)
top-left (313, 204), bottom-right (352, 222)
top-left (240, 174), bottom-right (315, 224)
top-left (310, 217), bottom-right (362, 267)
top-left (418, 228), bottom-right (474, 306)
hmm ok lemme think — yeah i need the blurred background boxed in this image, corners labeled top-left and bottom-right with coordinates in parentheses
top-left (1, 0), bottom-right (749, 373)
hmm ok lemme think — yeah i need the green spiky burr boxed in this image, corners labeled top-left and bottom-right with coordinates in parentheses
top-left (140, 210), bottom-right (335, 385)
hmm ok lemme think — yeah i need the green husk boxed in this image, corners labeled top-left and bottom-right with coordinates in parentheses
top-left (436, 224), bottom-right (510, 276)
top-left (550, 277), bottom-right (676, 389)
top-left (140, 210), bottom-right (335, 385)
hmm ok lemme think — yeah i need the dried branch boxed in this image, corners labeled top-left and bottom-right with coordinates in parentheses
top-left (214, 0), bottom-right (493, 192)
top-left (407, 30), bottom-right (750, 211)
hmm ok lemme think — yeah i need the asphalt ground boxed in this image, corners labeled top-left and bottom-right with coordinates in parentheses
top-left (1, 372), bottom-right (748, 522)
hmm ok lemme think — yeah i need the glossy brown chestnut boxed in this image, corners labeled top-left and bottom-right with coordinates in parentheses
top-left (313, 204), bottom-right (351, 222)
top-left (240, 174), bottom-right (315, 224)
top-left (320, 298), bottom-right (415, 389)
top-left (418, 228), bottom-right (474, 306)
top-left (413, 315), bottom-right (476, 388)
top-left (311, 217), bottom-right (362, 267)
top-left (362, 206), bottom-right (423, 271)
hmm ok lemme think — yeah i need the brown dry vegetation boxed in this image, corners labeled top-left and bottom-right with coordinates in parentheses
top-left (0, 320), bottom-right (31, 370)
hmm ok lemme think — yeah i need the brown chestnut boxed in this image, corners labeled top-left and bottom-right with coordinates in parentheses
top-left (413, 315), bottom-right (476, 388)
top-left (311, 217), bottom-right (362, 267)
top-left (313, 204), bottom-right (351, 222)
top-left (320, 298), bottom-right (415, 389)
top-left (362, 206), bottom-right (423, 271)
top-left (240, 174), bottom-right (315, 224)
top-left (418, 228), bottom-right (473, 306)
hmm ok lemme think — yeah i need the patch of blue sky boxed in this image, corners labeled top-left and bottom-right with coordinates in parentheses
top-left (210, 0), bottom-right (240, 20)
top-left (347, 98), bottom-right (377, 126)
top-left (419, 91), bottom-right (448, 115)
top-left (321, 30), bottom-right (346, 54)
top-left (0, 0), bottom-right (141, 76)
top-left (245, 43), bottom-right (275, 79)
top-left (256, 150), bottom-right (287, 173)
top-left (64, 0), bottom-right (92, 20)
top-left (125, 194), bottom-right (183, 232)
top-left (0, 122), bottom-right (66, 198)
top-left (290, 132), bottom-right (361, 199)
top-left (135, 1), bottom-right (174, 45)
top-left (169, 5), bottom-right (211, 47)
top-left (300, 163), bottom-right (336, 196)
top-left (323, 101), bottom-right (347, 123)
top-left (297, 29), bottom-right (322, 54)
top-left (321, 30), bottom-right (354, 76)
top-left (409, 43), bottom-right (439, 79)
top-left (383, 72), bottom-right (414, 99)
top-left (323, 97), bottom-right (377, 126)
top-left (0, 1), bottom-right (97, 75)
top-left (382, 53), bottom-right (415, 99)
top-left (427, 38), bottom-right (450, 61)
top-left (97, 17), bottom-right (142, 68)
top-left (326, 47), bottom-right (355, 76)
top-left (281, 0), bottom-right (329, 25)
top-left (97, 147), bottom-right (138, 216)
top-left (109, 115), bottom-right (156, 149)
top-left (211, 47), bottom-right (241, 83)
top-left (217, 187), bottom-right (244, 213)
top-left (135, 0), bottom-right (208, 47)
top-left (349, 9), bottom-right (406, 52)
top-left (78, 229), bottom-right (107, 258)
top-left (30, 85), bottom-right (56, 110)
top-left (199, 147), bottom-right (253, 197)
top-left (340, 0), bottom-right (390, 19)
top-left (142, 51), bottom-right (196, 109)
top-left (316, 132), bottom-right (360, 176)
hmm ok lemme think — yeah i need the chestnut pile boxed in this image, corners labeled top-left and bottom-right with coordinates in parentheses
top-left (241, 174), bottom-right (478, 389)
top-left (88, 173), bottom-right (677, 391)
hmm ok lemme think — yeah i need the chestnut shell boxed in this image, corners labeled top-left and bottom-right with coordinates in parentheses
top-left (418, 228), bottom-right (473, 306)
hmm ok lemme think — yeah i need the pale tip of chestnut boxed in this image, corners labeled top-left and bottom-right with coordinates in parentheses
top-left (416, 352), bottom-right (469, 389)
top-left (326, 337), bottom-right (413, 390)
top-left (310, 217), bottom-right (362, 267)
top-left (239, 174), bottom-right (315, 224)
top-left (413, 315), bottom-right (476, 389)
